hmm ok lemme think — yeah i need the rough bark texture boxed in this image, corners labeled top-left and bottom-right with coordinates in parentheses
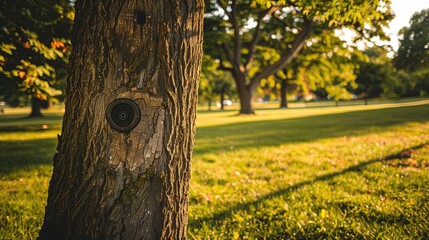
top-left (237, 83), bottom-right (255, 114)
top-left (38, 0), bottom-right (204, 239)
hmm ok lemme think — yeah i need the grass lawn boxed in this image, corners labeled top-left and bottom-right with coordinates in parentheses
top-left (1, 99), bottom-right (429, 239)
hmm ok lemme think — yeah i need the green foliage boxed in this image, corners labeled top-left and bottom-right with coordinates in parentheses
top-left (252, 0), bottom-right (393, 25)
top-left (395, 8), bottom-right (429, 72)
top-left (354, 46), bottom-right (428, 100)
top-left (0, 0), bottom-right (73, 106)
top-left (282, 32), bottom-right (359, 101)
top-left (394, 8), bottom-right (429, 98)
top-left (302, 53), bottom-right (357, 101)
top-left (381, 70), bottom-right (409, 98)
top-left (199, 56), bottom-right (235, 108)
top-left (204, 0), bottom-right (393, 112)
top-left (355, 46), bottom-right (395, 99)
top-left (413, 70), bottom-right (429, 96)
top-left (355, 8), bottom-right (429, 101)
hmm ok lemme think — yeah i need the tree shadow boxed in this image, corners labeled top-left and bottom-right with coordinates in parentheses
top-left (0, 137), bottom-right (57, 176)
top-left (189, 143), bottom-right (428, 229)
top-left (0, 113), bottom-right (62, 175)
top-left (197, 109), bottom-right (239, 114)
top-left (0, 114), bottom-right (63, 132)
top-left (194, 104), bottom-right (429, 155)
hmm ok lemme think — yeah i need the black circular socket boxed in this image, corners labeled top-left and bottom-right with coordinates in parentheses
top-left (106, 98), bottom-right (141, 132)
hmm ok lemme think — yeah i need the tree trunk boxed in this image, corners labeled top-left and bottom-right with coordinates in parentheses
top-left (364, 86), bottom-right (369, 105)
top-left (280, 79), bottom-right (288, 108)
top-left (38, 0), bottom-right (204, 239)
top-left (29, 97), bottom-right (43, 117)
top-left (237, 84), bottom-right (254, 114)
top-left (208, 98), bottom-right (212, 111)
top-left (222, 18), bottom-right (314, 114)
top-left (220, 84), bottom-right (225, 110)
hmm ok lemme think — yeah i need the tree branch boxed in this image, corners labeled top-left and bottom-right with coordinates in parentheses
top-left (272, 13), bottom-right (302, 31)
top-left (249, 19), bottom-right (316, 89)
top-left (222, 42), bottom-right (237, 67)
top-left (229, 0), bottom-right (241, 63)
top-left (217, 57), bottom-right (233, 72)
top-left (244, 6), bottom-right (279, 71)
top-left (216, 0), bottom-right (231, 20)
top-left (217, 0), bottom-right (243, 75)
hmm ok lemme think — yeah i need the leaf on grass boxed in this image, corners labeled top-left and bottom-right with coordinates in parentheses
top-left (400, 149), bottom-right (415, 158)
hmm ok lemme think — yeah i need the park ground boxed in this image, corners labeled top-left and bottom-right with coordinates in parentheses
top-left (1, 98), bottom-right (429, 239)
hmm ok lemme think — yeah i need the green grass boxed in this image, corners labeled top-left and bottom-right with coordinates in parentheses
top-left (0, 108), bottom-right (63, 240)
top-left (1, 99), bottom-right (429, 239)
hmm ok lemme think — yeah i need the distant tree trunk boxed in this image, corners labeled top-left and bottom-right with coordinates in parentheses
top-left (38, 0), bottom-right (204, 239)
top-left (280, 79), bottom-right (288, 108)
top-left (220, 83), bottom-right (226, 110)
top-left (364, 86), bottom-right (369, 105)
top-left (29, 97), bottom-right (43, 117)
top-left (219, 15), bottom-right (314, 114)
top-left (208, 98), bottom-right (212, 111)
top-left (237, 81), bottom-right (255, 114)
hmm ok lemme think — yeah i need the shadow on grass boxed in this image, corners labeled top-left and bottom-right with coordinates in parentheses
top-left (0, 113), bottom-right (62, 175)
top-left (0, 113), bottom-right (63, 120)
top-left (189, 143), bottom-right (428, 229)
top-left (194, 104), bottom-right (429, 155)
top-left (0, 137), bottom-right (57, 175)
top-left (0, 126), bottom-right (61, 132)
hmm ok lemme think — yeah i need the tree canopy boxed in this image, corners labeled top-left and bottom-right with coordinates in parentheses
top-left (394, 8), bottom-right (429, 96)
top-left (199, 55), bottom-right (235, 110)
top-left (0, 0), bottom-right (73, 115)
top-left (395, 8), bottom-right (429, 72)
top-left (355, 46), bottom-right (398, 103)
top-left (204, 0), bottom-right (394, 113)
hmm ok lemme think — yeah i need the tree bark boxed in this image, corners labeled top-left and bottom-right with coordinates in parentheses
top-left (29, 97), bottom-right (43, 117)
top-left (235, 75), bottom-right (254, 114)
top-left (39, 0), bottom-right (204, 239)
top-left (239, 89), bottom-right (253, 114)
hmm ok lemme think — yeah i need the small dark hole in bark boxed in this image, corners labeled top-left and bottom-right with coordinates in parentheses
top-left (134, 10), bottom-right (146, 25)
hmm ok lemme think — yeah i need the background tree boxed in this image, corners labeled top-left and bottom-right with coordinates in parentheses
top-left (275, 31), bottom-right (359, 107)
top-left (395, 9), bottom-right (429, 72)
top-left (199, 56), bottom-right (234, 110)
top-left (0, 0), bottom-right (73, 117)
top-left (38, 0), bottom-right (204, 239)
top-left (355, 47), bottom-right (396, 104)
top-left (275, 71), bottom-right (295, 108)
top-left (395, 8), bottom-right (429, 96)
top-left (204, 0), bottom-right (393, 114)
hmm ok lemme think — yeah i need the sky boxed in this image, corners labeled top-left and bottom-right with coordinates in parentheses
top-left (387, 0), bottom-right (429, 50)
